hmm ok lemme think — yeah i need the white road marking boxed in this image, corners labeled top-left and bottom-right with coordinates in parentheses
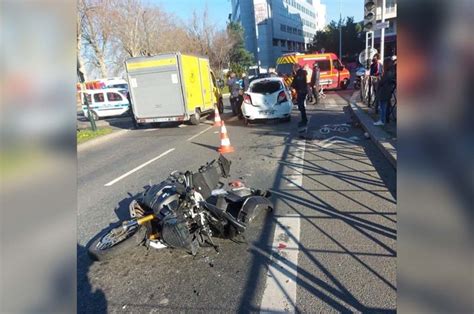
top-left (178, 124), bottom-right (188, 128)
top-left (316, 135), bottom-right (357, 148)
top-left (186, 125), bottom-right (213, 141)
top-left (144, 128), bottom-right (156, 132)
top-left (261, 131), bottom-right (307, 312)
top-left (104, 148), bottom-right (175, 186)
top-left (260, 214), bottom-right (301, 313)
top-left (285, 139), bottom-right (306, 187)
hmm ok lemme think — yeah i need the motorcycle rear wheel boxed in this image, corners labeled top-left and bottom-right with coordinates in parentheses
top-left (87, 223), bottom-right (146, 262)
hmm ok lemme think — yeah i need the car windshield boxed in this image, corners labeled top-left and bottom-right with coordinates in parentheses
top-left (276, 63), bottom-right (294, 76)
top-left (250, 80), bottom-right (282, 94)
top-left (109, 84), bottom-right (128, 89)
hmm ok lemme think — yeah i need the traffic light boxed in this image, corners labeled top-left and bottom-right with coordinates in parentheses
top-left (364, 0), bottom-right (376, 31)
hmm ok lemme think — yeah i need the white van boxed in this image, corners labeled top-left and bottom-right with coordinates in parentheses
top-left (79, 88), bottom-right (130, 120)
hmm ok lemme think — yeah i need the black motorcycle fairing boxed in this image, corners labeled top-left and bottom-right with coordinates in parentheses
top-left (202, 202), bottom-right (246, 233)
top-left (237, 196), bottom-right (273, 224)
top-left (141, 181), bottom-right (180, 215)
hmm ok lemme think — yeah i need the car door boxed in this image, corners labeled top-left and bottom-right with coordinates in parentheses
top-left (107, 91), bottom-right (128, 116)
top-left (92, 92), bottom-right (106, 117)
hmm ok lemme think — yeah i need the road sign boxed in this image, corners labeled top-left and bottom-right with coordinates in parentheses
top-left (374, 21), bottom-right (390, 30)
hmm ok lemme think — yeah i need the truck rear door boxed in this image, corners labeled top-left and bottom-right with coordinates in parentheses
top-left (126, 54), bottom-right (186, 119)
top-left (198, 58), bottom-right (214, 111)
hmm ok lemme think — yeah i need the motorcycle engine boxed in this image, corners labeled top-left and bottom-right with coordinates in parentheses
top-left (159, 210), bottom-right (199, 255)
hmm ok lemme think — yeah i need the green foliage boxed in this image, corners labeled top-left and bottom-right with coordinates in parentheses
top-left (77, 127), bottom-right (113, 144)
top-left (227, 22), bottom-right (254, 75)
top-left (309, 17), bottom-right (364, 62)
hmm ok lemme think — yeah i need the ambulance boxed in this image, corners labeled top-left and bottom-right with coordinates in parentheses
top-left (276, 52), bottom-right (350, 90)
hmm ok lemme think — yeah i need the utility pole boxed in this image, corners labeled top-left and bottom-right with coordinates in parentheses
top-left (339, 0), bottom-right (342, 60)
top-left (380, 0), bottom-right (386, 65)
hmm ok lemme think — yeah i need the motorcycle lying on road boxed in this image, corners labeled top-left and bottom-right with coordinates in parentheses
top-left (88, 155), bottom-right (273, 261)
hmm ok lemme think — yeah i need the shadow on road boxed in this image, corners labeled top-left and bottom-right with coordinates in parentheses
top-left (77, 244), bottom-right (107, 314)
top-left (237, 103), bottom-right (397, 312)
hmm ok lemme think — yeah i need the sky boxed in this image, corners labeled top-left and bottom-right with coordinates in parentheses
top-left (155, 0), bottom-right (364, 29)
top-left (322, 0), bottom-right (364, 24)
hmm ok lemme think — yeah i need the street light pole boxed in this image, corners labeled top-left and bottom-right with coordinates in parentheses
top-left (380, 0), bottom-right (386, 65)
top-left (339, 0), bottom-right (342, 60)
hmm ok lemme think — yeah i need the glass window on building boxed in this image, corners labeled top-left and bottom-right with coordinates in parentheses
top-left (280, 24), bottom-right (285, 31)
top-left (273, 38), bottom-right (278, 46)
top-left (280, 40), bottom-right (286, 47)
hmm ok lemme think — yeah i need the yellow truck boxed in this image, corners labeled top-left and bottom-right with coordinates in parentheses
top-left (125, 53), bottom-right (220, 126)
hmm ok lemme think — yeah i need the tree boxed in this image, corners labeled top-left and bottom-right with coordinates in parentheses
top-left (309, 17), bottom-right (364, 62)
top-left (227, 22), bottom-right (254, 75)
top-left (80, 0), bottom-right (113, 78)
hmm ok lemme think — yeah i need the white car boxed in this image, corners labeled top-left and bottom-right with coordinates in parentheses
top-left (241, 77), bottom-right (292, 124)
top-left (79, 88), bottom-right (130, 120)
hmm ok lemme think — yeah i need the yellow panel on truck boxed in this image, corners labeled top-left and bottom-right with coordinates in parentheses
top-left (125, 52), bottom-right (216, 126)
top-left (198, 58), bottom-right (215, 110)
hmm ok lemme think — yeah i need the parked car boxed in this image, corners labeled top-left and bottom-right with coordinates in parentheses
top-left (241, 77), bottom-right (292, 125)
top-left (79, 88), bottom-right (130, 121)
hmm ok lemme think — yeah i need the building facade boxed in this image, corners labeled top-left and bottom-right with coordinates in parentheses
top-left (231, 0), bottom-right (326, 70)
top-left (374, 0), bottom-right (397, 57)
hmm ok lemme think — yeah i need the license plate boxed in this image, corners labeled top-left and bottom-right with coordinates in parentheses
top-left (259, 110), bottom-right (275, 115)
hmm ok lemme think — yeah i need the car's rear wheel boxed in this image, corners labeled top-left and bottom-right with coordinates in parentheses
top-left (90, 111), bottom-right (99, 121)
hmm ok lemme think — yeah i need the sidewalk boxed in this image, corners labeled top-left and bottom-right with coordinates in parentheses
top-left (347, 91), bottom-right (397, 168)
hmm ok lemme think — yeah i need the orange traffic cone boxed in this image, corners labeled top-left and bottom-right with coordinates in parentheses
top-left (213, 106), bottom-right (222, 127)
top-left (217, 121), bottom-right (235, 153)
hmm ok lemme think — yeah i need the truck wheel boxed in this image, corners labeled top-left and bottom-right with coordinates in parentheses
top-left (190, 109), bottom-right (201, 125)
top-left (218, 98), bottom-right (224, 114)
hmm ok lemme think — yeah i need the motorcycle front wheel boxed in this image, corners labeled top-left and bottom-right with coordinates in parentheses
top-left (87, 223), bottom-right (146, 262)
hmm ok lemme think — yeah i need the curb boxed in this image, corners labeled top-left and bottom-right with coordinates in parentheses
top-left (348, 101), bottom-right (397, 169)
top-left (78, 129), bottom-right (129, 152)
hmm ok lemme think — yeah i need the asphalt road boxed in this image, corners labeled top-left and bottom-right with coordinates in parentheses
top-left (78, 90), bottom-right (396, 313)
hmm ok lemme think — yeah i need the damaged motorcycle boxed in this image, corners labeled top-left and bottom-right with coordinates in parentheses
top-left (88, 155), bottom-right (273, 261)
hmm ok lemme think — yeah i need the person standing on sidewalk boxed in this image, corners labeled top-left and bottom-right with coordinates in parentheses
top-left (226, 72), bottom-right (241, 116)
top-left (374, 60), bottom-right (396, 126)
top-left (291, 64), bottom-right (308, 126)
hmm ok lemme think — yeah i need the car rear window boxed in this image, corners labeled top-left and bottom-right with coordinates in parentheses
top-left (250, 81), bottom-right (282, 94)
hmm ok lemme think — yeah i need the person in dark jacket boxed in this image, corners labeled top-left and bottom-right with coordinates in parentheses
top-left (374, 60), bottom-right (396, 126)
top-left (310, 62), bottom-right (321, 103)
top-left (227, 72), bottom-right (241, 116)
top-left (291, 64), bottom-right (308, 126)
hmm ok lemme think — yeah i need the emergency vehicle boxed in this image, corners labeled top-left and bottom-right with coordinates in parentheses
top-left (276, 52), bottom-right (350, 90)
